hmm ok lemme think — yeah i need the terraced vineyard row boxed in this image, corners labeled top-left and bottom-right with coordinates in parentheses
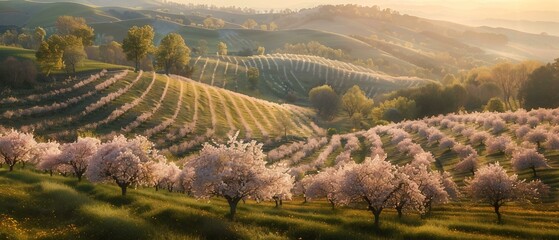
top-left (187, 54), bottom-right (432, 101)
top-left (0, 71), bottom-right (324, 156)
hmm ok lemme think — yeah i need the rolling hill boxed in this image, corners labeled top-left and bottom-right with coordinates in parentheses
top-left (186, 54), bottom-right (431, 103)
top-left (0, 46), bottom-right (127, 73)
top-left (0, 67), bottom-right (324, 156)
top-left (5, 1), bottom-right (559, 81)
top-left (1, 106), bottom-right (559, 240)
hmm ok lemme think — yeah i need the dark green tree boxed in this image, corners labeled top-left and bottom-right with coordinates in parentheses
top-left (309, 85), bottom-right (340, 119)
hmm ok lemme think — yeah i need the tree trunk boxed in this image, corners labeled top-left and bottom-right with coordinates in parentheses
top-left (226, 197), bottom-right (241, 220)
top-left (396, 207), bottom-right (403, 219)
top-left (494, 204), bottom-right (502, 223)
top-left (9, 164), bottom-right (14, 172)
top-left (373, 211), bottom-right (380, 228)
top-left (369, 207), bottom-right (382, 228)
top-left (329, 199), bottom-right (335, 210)
top-left (49, 170), bottom-right (53, 176)
top-left (532, 167), bottom-right (537, 178)
top-left (121, 185), bottom-right (127, 196)
top-left (77, 173), bottom-right (82, 182)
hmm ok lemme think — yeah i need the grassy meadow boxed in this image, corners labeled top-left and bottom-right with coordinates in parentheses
top-left (1, 168), bottom-right (558, 240)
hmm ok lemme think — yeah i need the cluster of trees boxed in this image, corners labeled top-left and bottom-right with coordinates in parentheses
top-left (519, 59), bottom-right (559, 109)
top-left (202, 17), bottom-right (225, 29)
top-left (30, 16), bottom-right (196, 77)
top-left (241, 19), bottom-right (278, 31)
top-left (35, 16), bottom-right (94, 75)
top-left (0, 27), bottom-right (46, 49)
top-left (308, 85), bottom-right (416, 126)
top-left (1, 106), bottom-right (553, 225)
top-left (275, 41), bottom-right (347, 61)
top-left (0, 57), bottom-right (37, 89)
top-left (0, 129), bottom-right (293, 220)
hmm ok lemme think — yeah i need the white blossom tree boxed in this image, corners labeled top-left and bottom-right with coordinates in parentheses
top-left (35, 141), bottom-right (62, 176)
top-left (189, 133), bottom-right (292, 220)
top-left (269, 167), bottom-right (294, 207)
top-left (86, 135), bottom-right (164, 196)
top-left (0, 129), bottom-right (37, 171)
top-left (486, 136), bottom-right (512, 155)
top-left (511, 148), bottom-right (550, 177)
top-left (524, 128), bottom-right (548, 149)
top-left (402, 160), bottom-right (449, 215)
top-left (440, 172), bottom-right (460, 200)
top-left (305, 167), bottom-right (345, 209)
top-left (58, 137), bottom-right (100, 181)
top-left (455, 153), bottom-right (478, 175)
top-left (338, 155), bottom-right (419, 227)
top-left (465, 162), bottom-right (548, 223)
top-left (176, 165), bottom-right (195, 194)
top-left (391, 166), bottom-right (425, 218)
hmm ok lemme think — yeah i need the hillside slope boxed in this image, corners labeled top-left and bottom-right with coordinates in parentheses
top-left (186, 54), bottom-right (431, 103)
top-left (275, 9), bottom-right (559, 65)
top-left (0, 69), bottom-right (323, 156)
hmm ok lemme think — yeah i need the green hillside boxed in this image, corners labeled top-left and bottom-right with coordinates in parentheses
top-left (0, 1), bottom-right (120, 27)
top-left (186, 54), bottom-right (431, 103)
top-left (2, 108), bottom-right (559, 239)
top-left (0, 68), bottom-right (323, 156)
top-left (0, 46), bottom-right (127, 73)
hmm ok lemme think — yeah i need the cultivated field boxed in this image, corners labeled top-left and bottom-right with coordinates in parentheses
top-left (0, 70), bottom-right (323, 156)
top-left (188, 54), bottom-right (430, 101)
top-left (1, 108), bottom-right (559, 239)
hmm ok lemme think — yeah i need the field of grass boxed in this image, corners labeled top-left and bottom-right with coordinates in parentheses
top-left (1, 167), bottom-right (558, 240)
top-left (0, 46), bottom-right (128, 74)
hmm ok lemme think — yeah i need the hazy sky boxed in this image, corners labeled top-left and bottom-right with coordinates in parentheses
top-left (176, 0), bottom-right (559, 22)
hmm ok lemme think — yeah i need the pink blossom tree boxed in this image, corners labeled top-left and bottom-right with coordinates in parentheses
top-left (402, 160), bottom-right (449, 215)
top-left (511, 148), bottom-right (550, 177)
top-left (35, 141), bottom-right (62, 176)
top-left (455, 154), bottom-right (478, 175)
top-left (58, 137), bottom-right (100, 181)
top-left (439, 137), bottom-right (456, 151)
top-left (189, 133), bottom-right (292, 220)
top-left (452, 144), bottom-right (477, 159)
top-left (86, 135), bottom-right (164, 196)
top-left (544, 134), bottom-right (559, 150)
top-left (465, 162), bottom-right (548, 223)
top-left (486, 136), bottom-right (512, 155)
top-left (469, 132), bottom-right (490, 146)
top-left (305, 167), bottom-right (345, 209)
top-left (0, 129), bottom-right (37, 171)
top-left (338, 155), bottom-right (421, 227)
top-left (161, 162), bottom-right (181, 192)
top-left (441, 172), bottom-right (460, 200)
top-left (269, 167), bottom-right (294, 207)
top-left (176, 166), bottom-right (195, 194)
top-left (524, 128), bottom-right (548, 149)
top-left (389, 170), bottom-right (425, 218)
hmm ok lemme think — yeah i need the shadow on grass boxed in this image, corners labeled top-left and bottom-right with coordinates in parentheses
top-left (150, 208), bottom-right (241, 240)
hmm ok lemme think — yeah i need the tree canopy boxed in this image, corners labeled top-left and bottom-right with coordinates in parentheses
top-left (309, 85), bottom-right (340, 119)
top-left (156, 33), bottom-right (191, 75)
top-left (122, 25), bottom-right (155, 72)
